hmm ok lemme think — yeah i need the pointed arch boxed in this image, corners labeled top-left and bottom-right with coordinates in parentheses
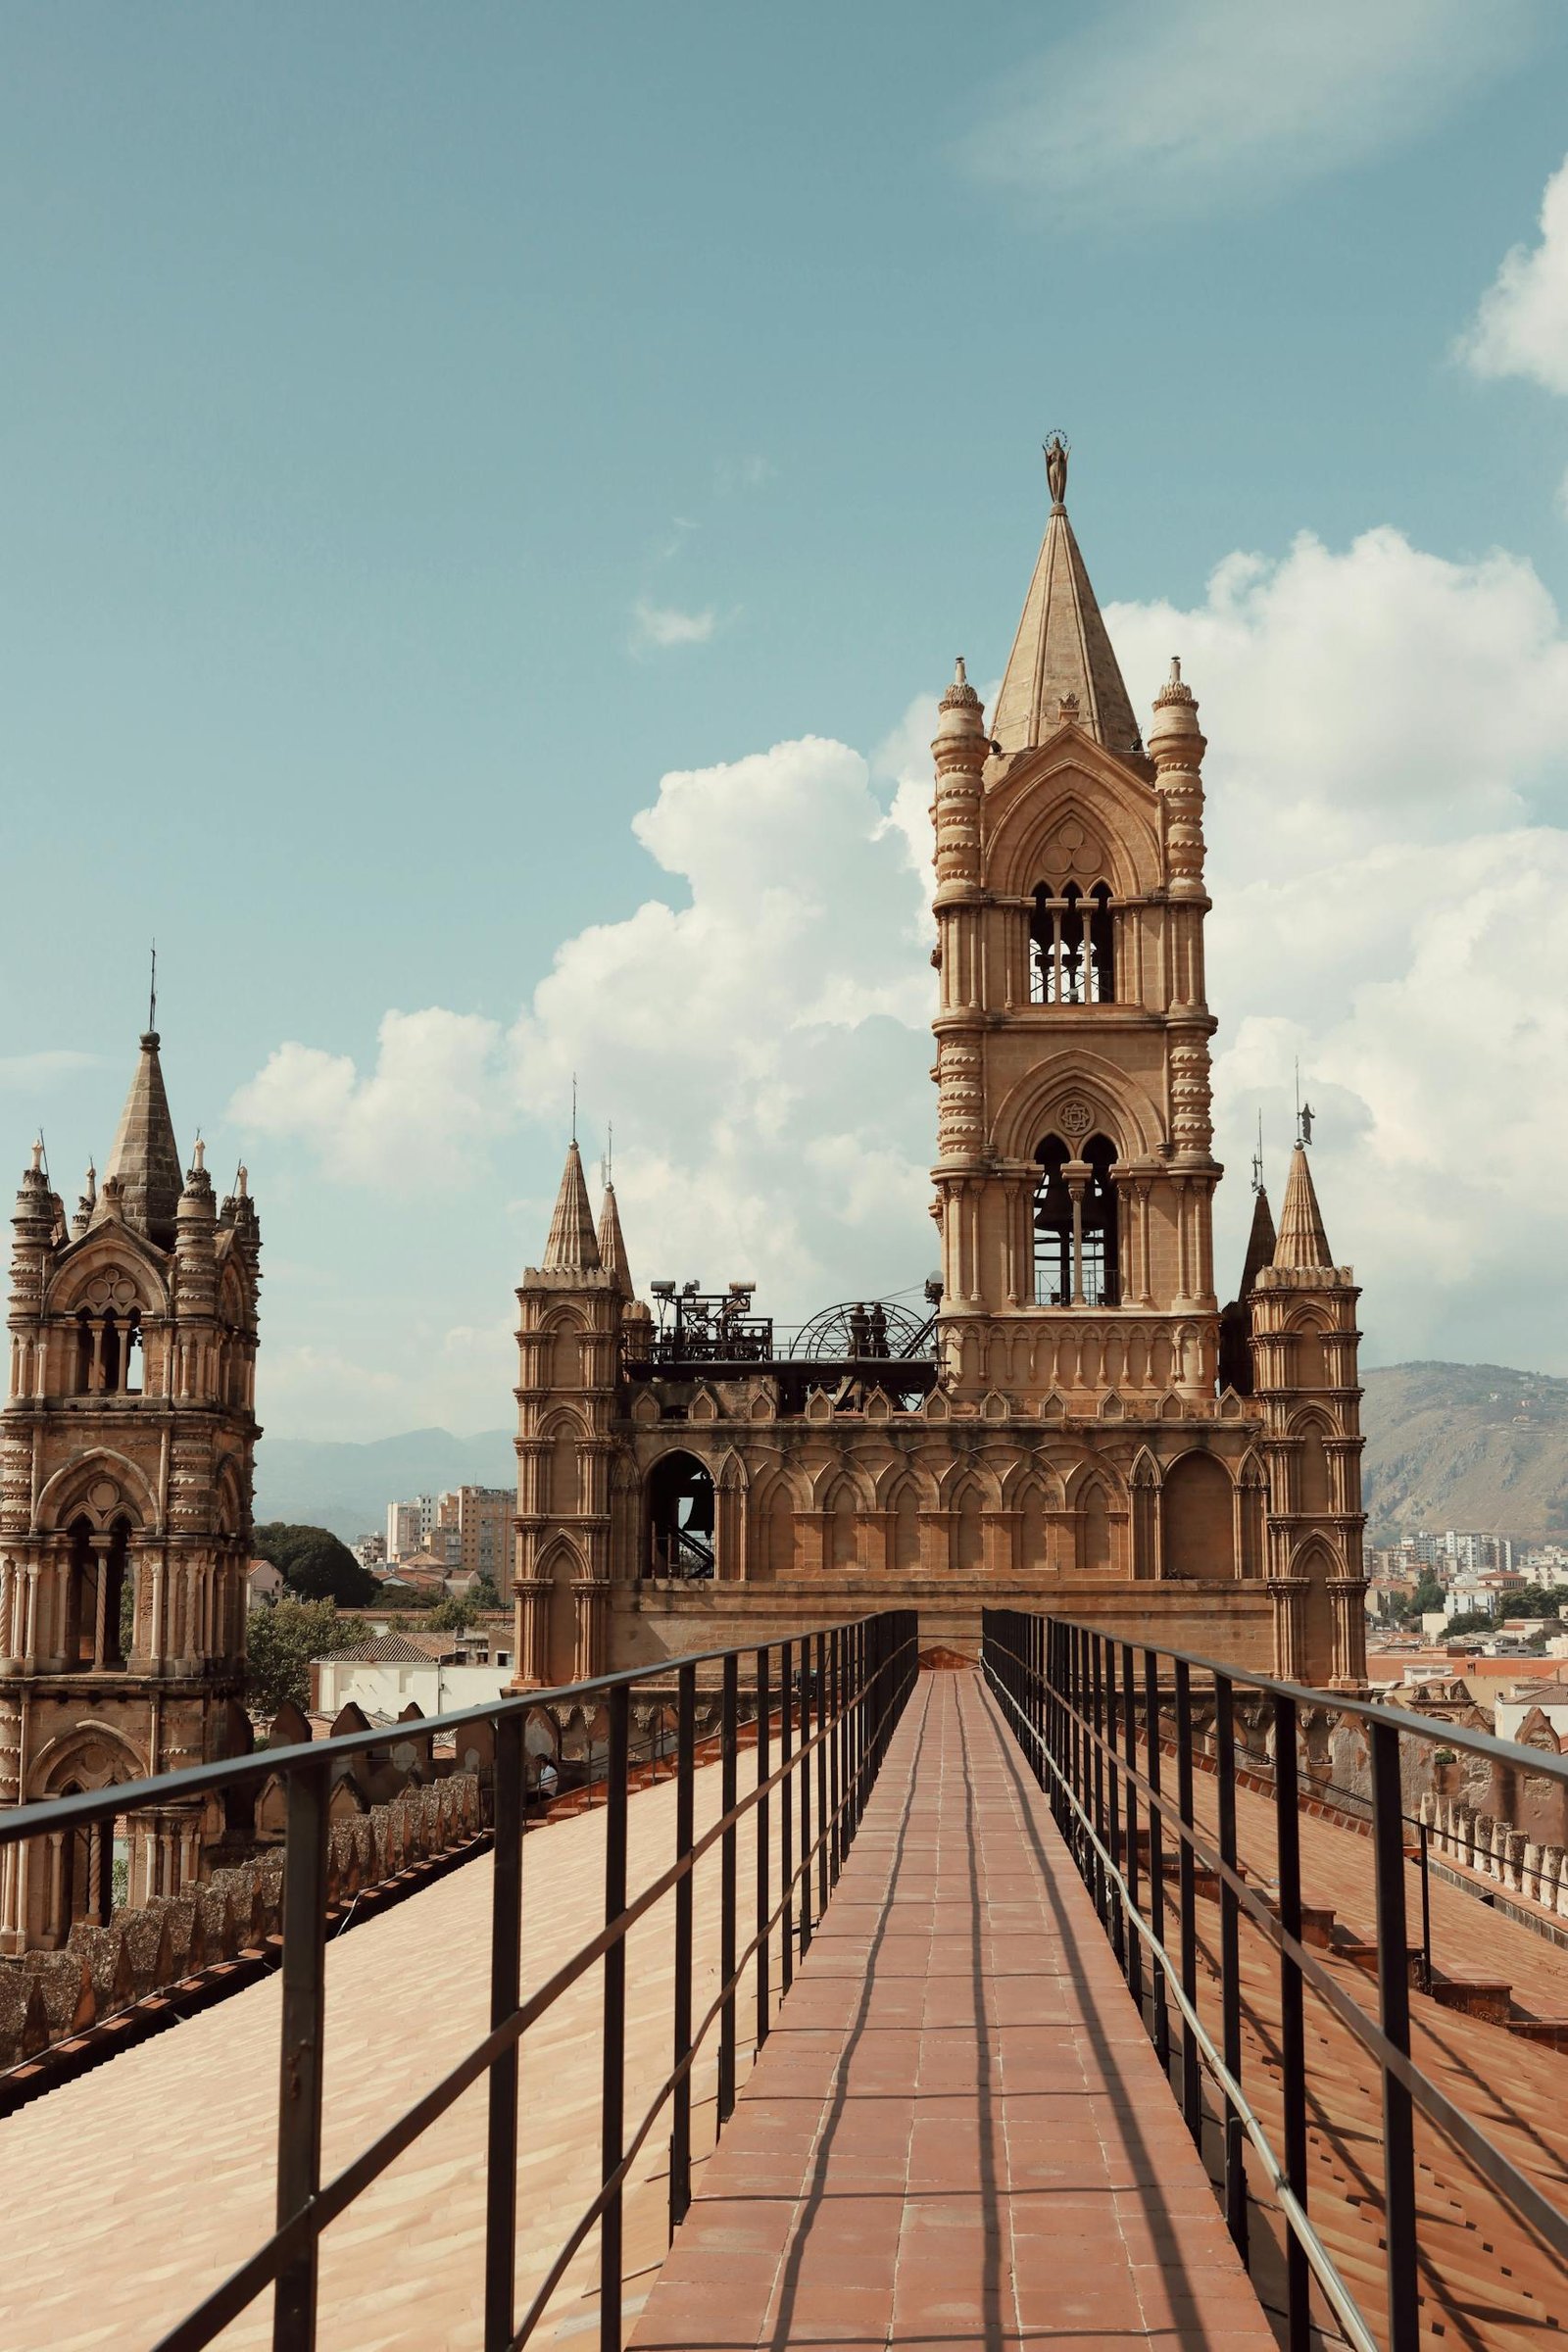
top-left (1161, 1449), bottom-right (1236, 1583)
top-left (984, 751), bottom-right (1162, 901)
top-left (1129, 1447), bottom-right (1161, 1581)
top-left (993, 1050), bottom-right (1162, 1166)
top-left (36, 1449), bottom-right (158, 1535)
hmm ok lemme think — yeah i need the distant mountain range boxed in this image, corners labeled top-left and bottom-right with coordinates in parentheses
top-left (1360, 1362), bottom-right (1568, 1543)
top-left (254, 1427), bottom-right (515, 1541)
top-left (251, 1362), bottom-right (1568, 1547)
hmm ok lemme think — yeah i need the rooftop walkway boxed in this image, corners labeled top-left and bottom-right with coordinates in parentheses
top-left (630, 1669), bottom-right (1273, 2352)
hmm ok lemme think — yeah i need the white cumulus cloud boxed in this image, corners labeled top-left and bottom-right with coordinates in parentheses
top-left (1461, 151), bottom-right (1568, 396)
top-left (961, 0), bottom-right (1540, 221)
top-left (630, 599), bottom-right (719, 651)
top-left (235, 518), bottom-right (1568, 1413)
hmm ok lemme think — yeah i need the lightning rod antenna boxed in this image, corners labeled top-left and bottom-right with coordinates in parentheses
top-left (148, 942), bottom-right (158, 1036)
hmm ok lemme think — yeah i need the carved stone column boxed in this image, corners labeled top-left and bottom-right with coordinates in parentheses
top-left (1268, 1577), bottom-right (1309, 1682)
top-left (512, 1578), bottom-right (552, 1690)
top-left (1328, 1578), bottom-right (1369, 1692)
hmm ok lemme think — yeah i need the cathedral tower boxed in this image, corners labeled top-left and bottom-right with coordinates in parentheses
top-left (0, 1032), bottom-right (261, 1951)
top-left (932, 438), bottom-right (1220, 1410)
top-left (1250, 1143), bottom-right (1367, 1690)
top-left (512, 1142), bottom-right (622, 1689)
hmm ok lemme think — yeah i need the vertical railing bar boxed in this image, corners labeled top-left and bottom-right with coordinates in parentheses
top-left (1272, 1689), bottom-right (1311, 2352)
top-left (1372, 1717), bottom-right (1420, 2352)
top-left (1144, 1646), bottom-right (1170, 2077)
top-left (755, 1645), bottom-right (771, 2052)
top-left (1174, 1656), bottom-right (1201, 2149)
top-left (483, 1712), bottom-right (524, 2352)
top-left (668, 1660), bottom-right (696, 2237)
top-left (272, 1756), bottom-right (329, 2352)
top-left (815, 1630), bottom-right (829, 1922)
top-left (1214, 1670), bottom-right (1248, 2263)
top-left (599, 1683), bottom-right (630, 2352)
top-left (780, 1637), bottom-right (794, 1998)
top-left (717, 1652), bottom-right (738, 2129)
top-left (829, 1628), bottom-right (842, 1887)
top-left (1121, 1641), bottom-right (1142, 2016)
top-left (800, 1629), bottom-right (813, 1955)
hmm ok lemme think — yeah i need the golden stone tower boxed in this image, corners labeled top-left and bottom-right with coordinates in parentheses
top-left (509, 444), bottom-right (1367, 1692)
top-left (0, 1032), bottom-right (261, 1951)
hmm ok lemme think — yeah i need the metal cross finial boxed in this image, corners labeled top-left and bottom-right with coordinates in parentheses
top-left (1251, 1110), bottom-right (1264, 1196)
top-left (148, 941), bottom-right (157, 1035)
top-left (605, 1118), bottom-right (612, 1188)
top-left (570, 1072), bottom-right (577, 1146)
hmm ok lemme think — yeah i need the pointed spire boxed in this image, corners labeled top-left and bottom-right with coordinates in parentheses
top-left (103, 1030), bottom-right (182, 1249)
top-left (1239, 1184), bottom-right (1277, 1298)
top-left (71, 1160), bottom-right (97, 1240)
top-left (542, 1140), bottom-right (601, 1274)
top-left (991, 441), bottom-right (1142, 759)
top-left (1273, 1146), bottom-right (1333, 1271)
top-left (596, 1182), bottom-right (634, 1299)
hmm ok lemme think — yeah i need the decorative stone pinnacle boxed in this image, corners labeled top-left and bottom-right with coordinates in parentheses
top-left (1154, 654), bottom-right (1196, 708)
top-left (1057, 691), bottom-right (1081, 724)
top-left (29, 1138), bottom-right (42, 1173)
top-left (191, 1138), bottom-right (206, 1172)
top-left (939, 657), bottom-right (982, 713)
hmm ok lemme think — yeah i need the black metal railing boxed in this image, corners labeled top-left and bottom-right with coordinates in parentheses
top-left (981, 1608), bottom-right (1568, 2352)
top-left (0, 1608), bottom-right (918, 2352)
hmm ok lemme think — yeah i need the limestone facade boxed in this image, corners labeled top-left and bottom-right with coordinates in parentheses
top-left (509, 445), bottom-right (1367, 1693)
top-left (0, 1035), bottom-right (261, 1951)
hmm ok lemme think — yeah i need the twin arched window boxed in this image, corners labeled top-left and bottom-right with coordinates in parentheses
top-left (74, 1306), bottom-right (142, 1396)
top-left (1030, 882), bottom-right (1114, 1004)
top-left (1034, 1131), bottom-right (1119, 1307)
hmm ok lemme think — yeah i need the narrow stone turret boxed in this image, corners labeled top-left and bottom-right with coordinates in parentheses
top-left (104, 1032), bottom-right (182, 1250)
top-left (541, 1142), bottom-right (601, 1275)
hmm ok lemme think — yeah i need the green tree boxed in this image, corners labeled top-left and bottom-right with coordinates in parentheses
top-left (253, 1522), bottom-right (377, 1607)
top-left (427, 1592), bottom-right (480, 1632)
top-left (472, 1575), bottom-right (503, 1613)
top-left (1410, 1570), bottom-right (1447, 1617)
top-left (245, 1595), bottom-right (360, 1716)
top-left (1443, 1610), bottom-right (1494, 1640)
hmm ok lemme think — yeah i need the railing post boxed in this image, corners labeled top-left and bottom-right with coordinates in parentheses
top-left (484, 1710), bottom-right (524, 2352)
top-left (1121, 1642), bottom-right (1142, 2014)
top-left (669, 1660), bottom-right (697, 2236)
top-left (273, 1757), bottom-right (329, 2352)
top-left (829, 1626), bottom-right (842, 1887)
top-left (815, 1630), bottom-right (829, 1923)
top-left (600, 1683), bottom-right (630, 2352)
top-left (756, 1645), bottom-right (771, 2052)
top-left (1272, 1690), bottom-right (1310, 2352)
top-left (1090, 1634), bottom-right (1108, 1927)
top-left (717, 1651), bottom-right (739, 2128)
top-left (800, 1629), bottom-right (813, 1955)
top-left (1213, 1671), bottom-right (1248, 2262)
top-left (1174, 1657), bottom-right (1201, 2149)
top-left (780, 1638), bottom-right (795, 1997)
top-left (1372, 1717), bottom-right (1420, 2352)
top-left (1144, 1647), bottom-right (1169, 2076)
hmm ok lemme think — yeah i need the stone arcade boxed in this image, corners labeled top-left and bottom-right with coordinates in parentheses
top-left (508, 444), bottom-right (1368, 1694)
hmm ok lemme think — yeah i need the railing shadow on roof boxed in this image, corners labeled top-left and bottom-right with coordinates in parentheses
top-left (981, 1609), bottom-right (1568, 2352)
top-left (1, 1610), bottom-right (919, 2352)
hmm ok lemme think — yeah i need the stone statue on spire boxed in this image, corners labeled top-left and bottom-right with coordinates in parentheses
top-left (1044, 432), bottom-right (1069, 508)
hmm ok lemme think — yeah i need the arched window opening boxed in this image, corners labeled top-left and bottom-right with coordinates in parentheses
top-left (1161, 1454), bottom-right (1236, 1582)
top-left (1029, 880), bottom-right (1115, 1005)
top-left (1018, 1486), bottom-right (1051, 1575)
top-left (68, 1519), bottom-right (95, 1667)
top-left (954, 1486), bottom-right (984, 1574)
top-left (101, 1311), bottom-right (121, 1395)
top-left (75, 1311), bottom-right (93, 1396)
top-left (122, 1310), bottom-right (143, 1395)
top-left (1034, 1131), bottom-right (1119, 1306)
top-left (57, 1784), bottom-right (115, 1936)
top-left (1298, 1422), bottom-right (1332, 1516)
top-left (827, 1483), bottom-right (858, 1573)
top-left (1080, 1484), bottom-right (1112, 1574)
top-left (892, 1485), bottom-right (921, 1574)
top-left (66, 1516), bottom-right (130, 1669)
top-left (646, 1451), bottom-right (715, 1579)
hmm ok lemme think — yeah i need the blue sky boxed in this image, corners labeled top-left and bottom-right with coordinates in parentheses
top-left (6, 1), bottom-right (1568, 1438)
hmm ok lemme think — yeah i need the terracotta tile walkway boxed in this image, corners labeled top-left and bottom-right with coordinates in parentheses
top-left (630, 1670), bottom-right (1272, 2352)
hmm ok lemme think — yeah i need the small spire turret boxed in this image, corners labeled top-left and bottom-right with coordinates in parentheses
top-left (1273, 1144), bottom-right (1333, 1272)
top-left (542, 1140), bottom-right (601, 1274)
